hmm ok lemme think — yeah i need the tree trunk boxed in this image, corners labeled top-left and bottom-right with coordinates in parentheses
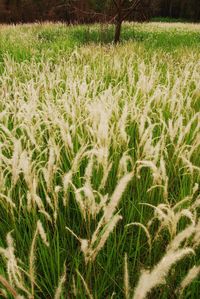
top-left (169, 0), bottom-right (173, 18)
top-left (180, 0), bottom-right (187, 18)
top-left (195, 1), bottom-right (200, 20)
top-left (114, 20), bottom-right (122, 43)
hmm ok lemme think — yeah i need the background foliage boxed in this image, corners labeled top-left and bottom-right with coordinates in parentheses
top-left (0, 0), bottom-right (199, 23)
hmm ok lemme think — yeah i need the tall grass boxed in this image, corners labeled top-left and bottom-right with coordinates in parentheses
top-left (0, 22), bottom-right (199, 298)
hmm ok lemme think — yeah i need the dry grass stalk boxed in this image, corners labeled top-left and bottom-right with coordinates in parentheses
top-left (0, 274), bottom-right (18, 298)
top-left (124, 253), bottom-right (130, 299)
top-left (126, 222), bottom-right (151, 251)
top-left (133, 248), bottom-right (194, 299)
top-left (104, 172), bottom-right (133, 222)
top-left (178, 265), bottom-right (200, 295)
top-left (0, 232), bottom-right (31, 297)
top-left (54, 264), bottom-right (67, 299)
top-left (29, 221), bottom-right (49, 297)
top-left (76, 270), bottom-right (93, 299)
top-left (178, 266), bottom-right (200, 294)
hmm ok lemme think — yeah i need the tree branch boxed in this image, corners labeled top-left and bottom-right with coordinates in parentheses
top-left (121, 0), bottom-right (141, 21)
top-left (112, 0), bottom-right (119, 9)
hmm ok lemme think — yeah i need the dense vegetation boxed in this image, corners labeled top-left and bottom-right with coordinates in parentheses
top-left (0, 22), bottom-right (200, 298)
top-left (0, 0), bottom-right (199, 23)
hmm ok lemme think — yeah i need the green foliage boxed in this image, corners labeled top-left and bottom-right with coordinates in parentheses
top-left (0, 21), bottom-right (200, 65)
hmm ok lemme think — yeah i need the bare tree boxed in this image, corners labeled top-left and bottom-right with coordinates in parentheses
top-left (112, 0), bottom-right (144, 43)
top-left (50, 0), bottom-right (151, 43)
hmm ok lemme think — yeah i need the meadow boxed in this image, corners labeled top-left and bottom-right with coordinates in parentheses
top-left (0, 22), bottom-right (200, 299)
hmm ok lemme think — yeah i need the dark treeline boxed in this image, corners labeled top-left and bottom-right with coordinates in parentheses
top-left (152, 0), bottom-right (200, 21)
top-left (0, 0), bottom-right (199, 23)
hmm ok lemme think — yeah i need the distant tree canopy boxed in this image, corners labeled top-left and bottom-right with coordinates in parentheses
top-left (0, 0), bottom-right (199, 23)
top-left (151, 0), bottom-right (200, 20)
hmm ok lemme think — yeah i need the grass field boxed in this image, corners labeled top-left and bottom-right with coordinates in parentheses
top-left (0, 22), bottom-right (200, 299)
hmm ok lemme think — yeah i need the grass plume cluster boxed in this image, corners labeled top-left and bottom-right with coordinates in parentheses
top-left (0, 22), bottom-right (199, 298)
